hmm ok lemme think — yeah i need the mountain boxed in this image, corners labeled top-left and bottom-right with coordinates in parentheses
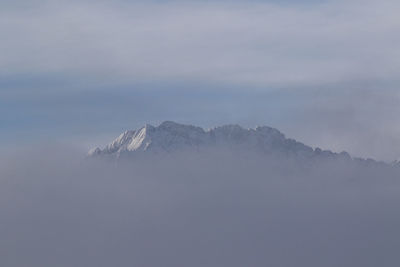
top-left (392, 159), bottom-right (400, 167)
top-left (89, 121), bottom-right (357, 163)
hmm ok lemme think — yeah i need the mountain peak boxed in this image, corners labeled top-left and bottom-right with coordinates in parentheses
top-left (89, 121), bottom-right (339, 160)
top-left (89, 121), bottom-right (360, 164)
top-left (90, 121), bottom-right (399, 168)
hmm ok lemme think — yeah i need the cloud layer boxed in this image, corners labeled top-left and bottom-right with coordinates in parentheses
top-left (1, 0), bottom-right (400, 87)
top-left (1, 148), bottom-right (400, 267)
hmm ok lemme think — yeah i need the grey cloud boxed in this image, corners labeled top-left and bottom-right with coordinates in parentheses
top-left (1, 147), bottom-right (400, 266)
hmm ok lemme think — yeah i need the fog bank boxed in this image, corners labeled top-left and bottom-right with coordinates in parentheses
top-left (1, 148), bottom-right (400, 267)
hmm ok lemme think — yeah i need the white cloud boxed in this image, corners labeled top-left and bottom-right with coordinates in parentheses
top-left (1, 0), bottom-right (399, 88)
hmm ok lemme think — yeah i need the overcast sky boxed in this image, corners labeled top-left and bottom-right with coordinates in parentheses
top-left (1, 0), bottom-right (400, 161)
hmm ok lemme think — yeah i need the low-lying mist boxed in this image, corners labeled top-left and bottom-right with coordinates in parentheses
top-left (1, 146), bottom-right (400, 267)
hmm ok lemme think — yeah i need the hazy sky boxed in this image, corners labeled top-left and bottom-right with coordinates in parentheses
top-left (1, 0), bottom-right (400, 161)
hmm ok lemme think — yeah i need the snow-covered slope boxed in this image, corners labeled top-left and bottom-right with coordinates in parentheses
top-left (89, 121), bottom-right (354, 162)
